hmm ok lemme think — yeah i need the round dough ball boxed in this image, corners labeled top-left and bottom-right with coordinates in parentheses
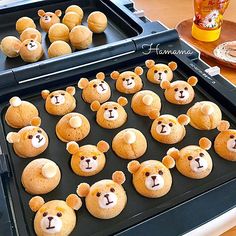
top-left (48, 41), bottom-right (72, 58)
top-left (48, 23), bottom-right (70, 43)
top-left (0, 36), bottom-right (21, 58)
top-left (65, 5), bottom-right (84, 21)
top-left (87, 11), bottom-right (107, 33)
top-left (20, 28), bottom-right (42, 43)
top-left (69, 25), bottom-right (92, 49)
top-left (62, 12), bottom-right (82, 31)
top-left (16, 17), bottom-right (36, 34)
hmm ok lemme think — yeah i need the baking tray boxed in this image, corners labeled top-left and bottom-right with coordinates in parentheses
top-left (1, 51), bottom-right (236, 236)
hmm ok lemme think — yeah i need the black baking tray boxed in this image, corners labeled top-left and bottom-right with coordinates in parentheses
top-left (1, 47), bottom-right (236, 236)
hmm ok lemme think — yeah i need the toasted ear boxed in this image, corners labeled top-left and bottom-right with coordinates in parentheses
top-left (13, 41), bottom-right (21, 53)
top-left (217, 120), bottom-right (230, 132)
top-left (78, 78), bottom-right (89, 89)
top-left (29, 196), bottom-right (45, 212)
top-left (134, 66), bottom-right (143, 76)
top-left (96, 72), bottom-right (105, 81)
top-left (41, 162), bottom-right (58, 179)
top-left (9, 96), bottom-right (22, 107)
top-left (177, 114), bottom-right (190, 126)
top-left (112, 171), bottom-right (126, 185)
top-left (6, 132), bottom-right (20, 144)
top-left (187, 76), bottom-right (198, 86)
top-left (123, 130), bottom-right (136, 144)
top-left (66, 141), bottom-right (80, 155)
top-left (162, 155), bottom-right (175, 169)
top-left (69, 116), bottom-right (82, 128)
top-left (90, 100), bottom-right (101, 111)
top-left (66, 86), bottom-right (76, 96)
top-left (117, 96), bottom-right (128, 107)
top-left (55, 9), bottom-right (62, 17)
top-left (97, 140), bottom-right (110, 153)
top-left (41, 90), bottom-right (50, 100)
top-left (168, 61), bottom-right (177, 71)
top-left (199, 137), bottom-right (212, 150)
top-left (201, 103), bottom-right (214, 115)
top-left (66, 194), bottom-right (82, 211)
top-left (142, 94), bottom-right (153, 106)
top-left (38, 9), bottom-right (45, 17)
top-left (167, 147), bottom-right (180, 160)
top-left (127, 160), bottom-right (141, 174)
top-left (160, 80), bottom-right (171, 90)
top-left (31, 117), bottom-right (41, 127)
top-left (76, 183), bottom-right (90, 197)
top-left (148, 109), bottom-right (160, 120)
top-left (145, 59), bottom-right (155, 69)
top-left (110, 71), bottom-right (120, 80)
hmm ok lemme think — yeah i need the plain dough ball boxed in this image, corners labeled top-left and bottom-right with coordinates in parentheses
top-left (16, 17), bottom-right (36, 34)
top-left (48, 41), bottom-right (72, 58)
top-left (20, 28), bottom-right (42, 43)
top-left (48, 23), bottom-right (70, 43)
top-left (65, 5), bottom-right (84, 21)
top-left (0, 36), bottom-right (21, 58)
top-left (62, 12), bottom-right (82, 31)
top-left (87, 11), bottom-right (108, 33)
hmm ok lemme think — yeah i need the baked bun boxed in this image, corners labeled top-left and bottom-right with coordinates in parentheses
top-left (78, 72), bottom-right (111, 103)
top-left (56, 113), bottom-right (90, 142)
top-left (5, 96), bottom-right (39, 128)
top-left (110, 67), bottom-right (143, 94)
top-left (66, 140), bottom-right (109, 176)
top-left (41, 87), bottom-right (76, 116)
top-left (160, 76), bottom-right (198, 105)
top-left (77, 171), bottom-right (127, 219)
top-left (20, 28), bottom-right (42, 43)
top-left (187, 101), bottom-right (222, 130)
top-left (112, 128), bottom-right (147, 159)
top-left (90, 97), bottom-right (128, 129)
top-left (131, 90), bottom-right (161, 117)
top-left (145, 60), bottom-right (177, 84)
top-left (65, 5), bottom-right (84, 22)
top-left (87, 11), bottom-right (108, 33)
top-left (62, 12), bottom-right (82, 31)
top-left (48, 23), bottom-right (69, 43)
top-left (22, 158), bottom-right (61, 194)
top-left (48, 41), bottom-right (72, 58)
top-left (167, 137), bottom-right (213, 179)
top-left (6, 117), bottom-right (49, 158)
top-left (0, 36), bottom-right (21, 58)
top-left (16, 17), bottom-right (36, 34)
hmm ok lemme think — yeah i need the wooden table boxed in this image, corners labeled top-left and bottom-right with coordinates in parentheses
top-left (134, 0), bottom-right (236, 84)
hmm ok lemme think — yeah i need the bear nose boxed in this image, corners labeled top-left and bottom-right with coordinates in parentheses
top-left (180, 90), bottom-right (183, 94)
top-left (126, 79), bottom-right (129, 81)
top-left (195, 158), bottom-right (200, 162)
top-left (36, 134), bottom-right (40, 138)
top-left (104, 193), bottom-right (109, 198)
top-left (151, 176), bottom-right (156, 180)
top-left (86, 159), bottom-right (90, 163)
top-left (48, 216), bottom-right (53, 221)
top-left (161, 124), bottom-right (165, 128)
top-left (108, 109), bottom-right (113, 112)
top-left (158, 72), bottom-right (162, 75)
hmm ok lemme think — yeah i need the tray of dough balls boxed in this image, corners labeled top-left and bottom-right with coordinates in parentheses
top-left (1, 55), bottom-right (236, 236)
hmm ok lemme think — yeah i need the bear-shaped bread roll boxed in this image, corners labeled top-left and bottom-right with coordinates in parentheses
top-left (41, 86), bottom-right (76, 116)
top-left (167, 137), bottom-right (213, 179)
top-left (131, 90), bottom-right (161, 117)
top-left (21, 158), bottom-right (61, 194)
top-left (65, 5), bottom-right (84, 22)
top-left (78, 72), bottom-right (111, 103)
top-left (112, 128), bottom-right (147, 159)
top-left (87, 11), bottom-right (107, 33)
top-left (76, 171), bottom-right (127, 219)
top-left (160, 76), bottom-right (198, 105)
top-left (90, 97), bottom-right (128, 129)
top-left (38, 9), bottom-right (62, 32)
top-left (214, 120), bottom-right (236, 161)
top-left (48, 23), bottom-right (70, 43)
top-left (187, 101), bottom-right (222, 130)
top-left (62, 12), bottom-right (82, 31)
top-left (48, 41), bottom-right (72, 58)
top-left (16, 17), bottom-right (36, 34)
top-left (6, 117), bottom-right (49, 158)
top-left (0, 36), bottom-right (21, 58)
top-left (145, 60), bottom-right (177, 84)
top-left (66, 140), bottom-right (109, 176)
top-left (110, 67), bottom-right (143, 94)
top-left (127, 157), bottom-right (175, 198)
top-left (5, 96), bottom-right (39, 128)
top-left (29, 195), bottom-right (82, 236)
top-left (20, 28), bottom-right (42, 43)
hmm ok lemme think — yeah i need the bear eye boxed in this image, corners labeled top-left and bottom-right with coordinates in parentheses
top-left (30, 40), bottom-right (33, 42)
top-left (230, 135), bottom-right (235, 139)
top-left (174, 88), bottom-right (178, 92)
top-left (199, 153), bottom-right (204, 157)
top-left (96, 192), bottom-right (101, 197)
top-left (104, 107), bottom-right (108, 110)
top-left (80, 156), bottom-right (85, 160)
top-left (169, 123), bottom-right (173, 127)
top-left (38, 129), bottom-right (42, 133)
top-left (164, 70), bottom-right (168, 73)
top-left (184, 87), bottom-right (188, 90)
top-left (61, 93), bottom-right (65, 96)
top-left (28, 135), bottom-right (33, 139)
top-left (114, 107), bottom-right (118, 110)
top-left (131, 77), bottom-right (135, 80)
top-left (158, 170), bottom-right (163, 175)
top-left (188, 156), bottom-right (193, 161)
top-left (25, 44), bottom-right (28, 47)
top-left (158, 121), bottom-right (162, 125)
top-left (93, 156), bottom-right (97, 160)
top-left (101, 81), bottom-right (104, 83)
top-left (122, 78), bottom-right (125, 81)
top-left (43, 212), bottom-right (48, 217)
top-left (57, 212), bottom-right (62, 217)
top-left (110, 187), bottom-right (115, 192)
top-left (145, 172), bottom-right (150, 177)
top-left (93, 84), bottom-right (97, 88)
top-left (154, 70), bottom-right (158, 73)
top-left (50, 95), bottom-right (54, 98)
top-left (50, 16), bottom-right (52, 18)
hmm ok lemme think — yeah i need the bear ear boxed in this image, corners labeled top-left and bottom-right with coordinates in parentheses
top-left (145, 59), bottom-right (155, 69)
top-left (187, 76), bottom-right (198, 86)
top-left (217, 120), bottom-right (230, 132)
top-left (134, 66), bottom-right (143, 76)
top-left (97, 140), bottom-right (110, 153)
top-left (13, 41), bottom-right (21, 54)
top-left (110, 71), bottom-right (120, 81)
top-left (127, 160), bottom-right (141, 174)
top-left (41, 90), bottom-right (50, 100)
top-left (66, 194), bottom-right (82, 211)
top-left (199, 137), bottom-right (212, 150)
top-left (162, 155), bottom-right (175, 169)
top-left (31, 117), bottom-right (41, 127)
top-left (69, 116), bottom-right (82, 129)
top-left (29, 196), bottom-right (45, 212)
top-left (167, 147), bottom-right (180, 160)
top-left (90, 100), bottom-right (101, 111)
top-left (96, 72), bottom-right (105, 81)
top-left (142, 94), bottom-right (153, 106)
top-left (160, 80), bottom-right (171, 90)
top-left (66, 141), bottom-right (80, 155)
top-left (148, 109), bottom-right (160, 120)
top-left (41, 162), bottom-right (58, 179)
top-left (76, 183), bottom-right (90, 197)
top-left (112, 171), bottom-right (126, 185)
top-left (38, 9), bottom-right (45, 17)
top-left (6, 132), bottom-right (20, 144)
top-left (117, 96), bottom-right (128, 107)
top-left (168, 61), bottom-right (178, 71)
top-left (66, 86), bottom-right (76, 96)
top-left (77, 78), bottom-right (89, 89)
top-left (200, 103), bottom-right (214, 115)
top-left (9, 96), bottom-right (22, 107)
top-left (55, 9), bottom-right (62, 17)
top-left (124, 130), bottom-right (136, 144)
top-left (177, 114), bottom-right (190, 126)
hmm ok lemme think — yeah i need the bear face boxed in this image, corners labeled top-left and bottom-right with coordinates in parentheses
top-left (145, 60), bottom-right (177, 84)
top-left (167, 137), bottom-right (213, 179)
top-left (214, 120), bottom-right (236, 161)
top-left (42, 87), bottom-right (76, 116)
top-left (38, 9), bottom-right (62, 32)
top-left (6, 117), bottom-right (48, 158)
top-left (29, 195), bottom-right (81, 236)
top-left (66, 140), bottom-right (109, 176)
top-left (77, 171), bottom-right (127, 219)
top-left (149, 112), bottom-right (190, 144)
top-left (90, 97), bottom-right (128, 129)
top-left (78, 72), bottom-right (111, 103)
top-left (160, 76), bottom-right (198, 105)
top-left (110, 67), bottom-right (143, 94)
